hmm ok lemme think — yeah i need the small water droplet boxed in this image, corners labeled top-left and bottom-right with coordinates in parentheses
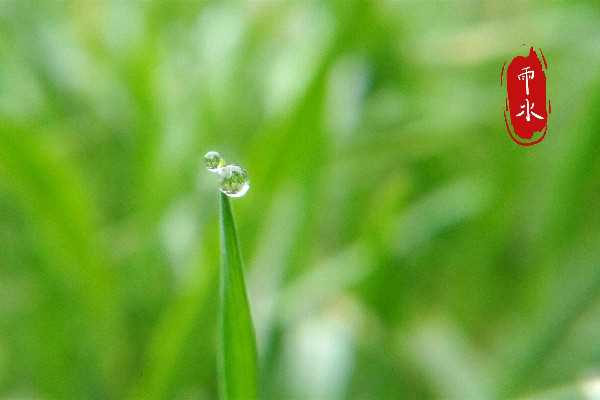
top-left (218, 164), bottom-right (250, 198)
top-left (204, 151), bottom-right (225, 172)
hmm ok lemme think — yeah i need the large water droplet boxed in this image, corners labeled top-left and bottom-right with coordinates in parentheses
top-left (218, 164), bottom-right (250, 198)
top-left (204, 151), bottom-right (225, 172)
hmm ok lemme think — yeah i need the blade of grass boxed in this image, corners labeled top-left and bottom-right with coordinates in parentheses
top-left (219, 192), bottom-right (258, 400)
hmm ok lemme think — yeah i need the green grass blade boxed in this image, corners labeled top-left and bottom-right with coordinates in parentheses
top-left (218, 192), bottom-right (258, 400)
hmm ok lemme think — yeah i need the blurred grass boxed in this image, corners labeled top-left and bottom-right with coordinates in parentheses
top-left (2, 0), bottom-right (600, 399)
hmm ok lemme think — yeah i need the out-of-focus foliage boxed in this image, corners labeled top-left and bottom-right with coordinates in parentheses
top-left (2, 1), bottom-right (600, 399)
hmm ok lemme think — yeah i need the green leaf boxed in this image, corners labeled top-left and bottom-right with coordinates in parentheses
top-left (218, 192), bottom-right (258, 400)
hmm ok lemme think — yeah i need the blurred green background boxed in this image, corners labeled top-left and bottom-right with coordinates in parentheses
top-left (2, 1), bottom-right (600, 399)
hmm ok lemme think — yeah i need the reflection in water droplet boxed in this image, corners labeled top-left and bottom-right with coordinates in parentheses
top-left (218, 164), bottom-right (250, 198)
top-left (204, 151), bottom-right (225, 172)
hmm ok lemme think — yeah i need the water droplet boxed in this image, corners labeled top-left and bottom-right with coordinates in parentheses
top-left (204, 151), bottom-right (225, 172)
top-left (218, 164), bottom-right (250, 198)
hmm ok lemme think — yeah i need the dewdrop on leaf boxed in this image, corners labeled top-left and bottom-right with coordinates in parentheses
top-left (204, 151), bottom-right (225, 172)
top-left (218, 164), bottom-right (249, 198)
top-left (204, 151), bottom-right (250, 198)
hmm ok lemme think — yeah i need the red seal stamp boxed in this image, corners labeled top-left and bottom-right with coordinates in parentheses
top-left (501, 47), bottom-right (550, 146)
